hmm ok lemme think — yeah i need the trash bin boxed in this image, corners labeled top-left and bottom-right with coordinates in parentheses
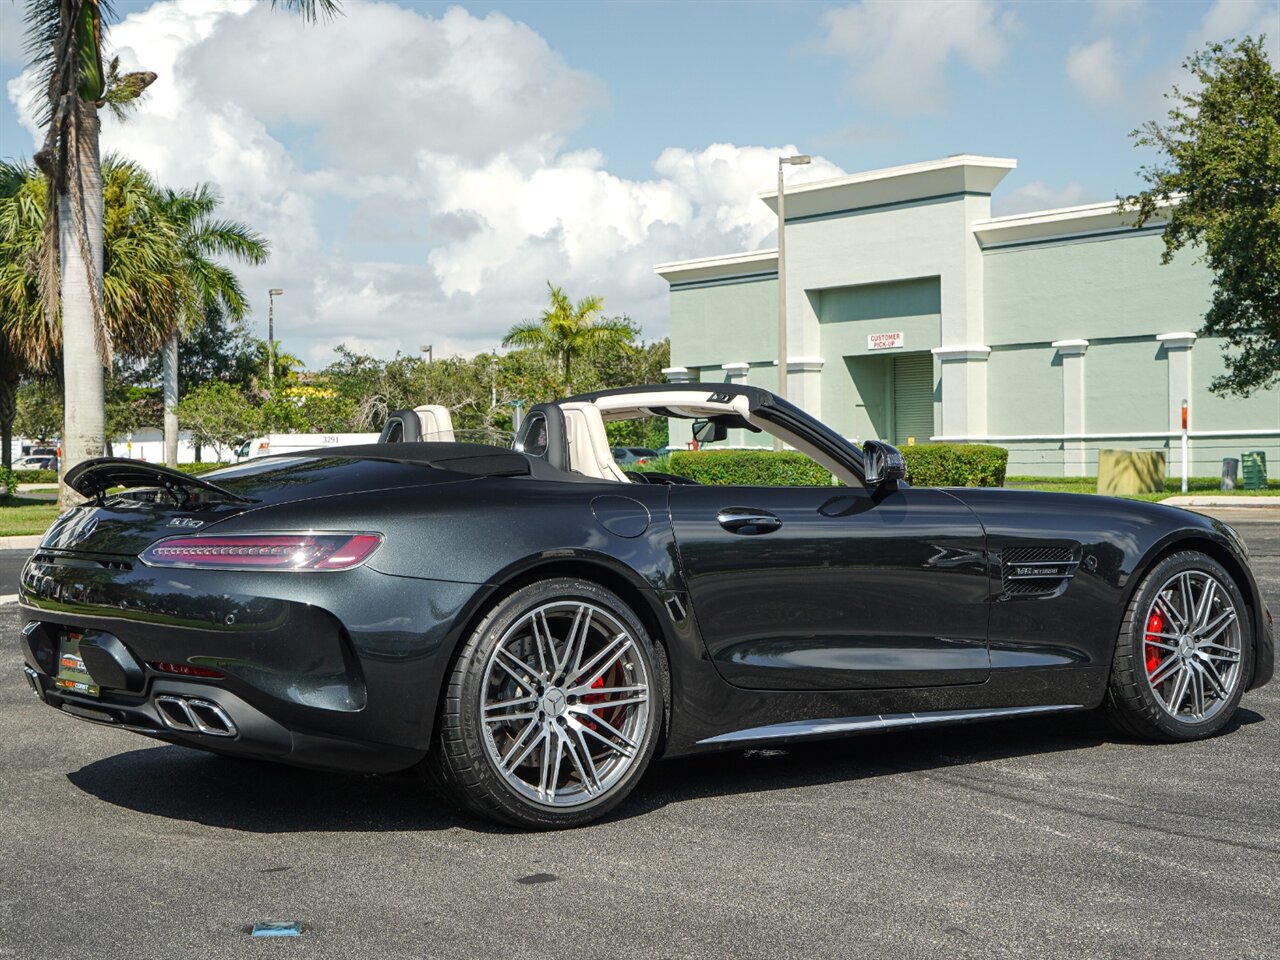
top-left (1221, 457), bottom-right (1239, 490)
top-left (1242, 451), bottom-right (1267, 490)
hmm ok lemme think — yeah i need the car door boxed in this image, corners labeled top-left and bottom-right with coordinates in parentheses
top-left (669, 481), bottom-right (990, 690)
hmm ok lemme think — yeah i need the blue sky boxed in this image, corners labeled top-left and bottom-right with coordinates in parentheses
top-left (1, 0), bottom-right (1276, 365)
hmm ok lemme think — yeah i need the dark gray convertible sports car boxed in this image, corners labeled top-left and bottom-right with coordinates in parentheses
top-left (19, 383), bottom-right (1274, 828)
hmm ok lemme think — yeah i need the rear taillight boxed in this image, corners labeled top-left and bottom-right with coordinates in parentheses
top-left (140, 533), bottom-right (383, 571)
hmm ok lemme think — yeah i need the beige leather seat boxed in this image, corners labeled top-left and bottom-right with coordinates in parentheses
top-left (559, 402), bottom-right (629, 482)
top-left (413, 405), bottom-right (456, 442)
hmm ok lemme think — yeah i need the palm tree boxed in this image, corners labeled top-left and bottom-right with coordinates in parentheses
top-left (0, 161), bottom-right (48, 466)
top-left (22, 0), bottom-right (339, 503)
top-left (156, 185), bottom-right (268, 465)
top-left (503, 283), bottom-right (635, 394)
top-left (0, 158), bottom-right (268, 465)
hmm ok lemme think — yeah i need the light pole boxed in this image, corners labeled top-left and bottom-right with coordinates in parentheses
top-left (776, 154), bottom-right (811, 404)
top-left (267, 288), bottom-right (284, 390)
top-left (419, 344), bottom-right (433, 364)
top-left (776, 153), bottom-right (810, 447)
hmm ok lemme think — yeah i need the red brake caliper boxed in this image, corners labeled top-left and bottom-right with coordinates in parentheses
top-left (1144, 609), bottom-right (1165, 677)
top-left (581, 675), bottom-right (607, 732)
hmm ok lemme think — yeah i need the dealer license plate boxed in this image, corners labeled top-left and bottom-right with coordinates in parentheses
top-left (54, 632), bottom-right (99, 698)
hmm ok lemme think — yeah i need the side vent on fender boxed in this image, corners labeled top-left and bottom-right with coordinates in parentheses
top-left (1000, 545), bottom-right (1079, 600)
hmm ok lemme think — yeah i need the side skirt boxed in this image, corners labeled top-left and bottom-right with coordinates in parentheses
top-left (697, 703), bottom-right (1085, 746)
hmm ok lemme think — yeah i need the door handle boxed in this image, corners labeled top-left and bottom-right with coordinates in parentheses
top-left (717, 508), bottom-right (783, 535)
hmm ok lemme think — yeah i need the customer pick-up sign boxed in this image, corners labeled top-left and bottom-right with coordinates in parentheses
top-left (868, 332), bottom-right (904, 350)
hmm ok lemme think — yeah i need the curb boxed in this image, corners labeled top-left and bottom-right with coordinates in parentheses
top-left (0, 536), bottom-right (42, 550)
top-left (1162, 496), bottom-right (1280, 508)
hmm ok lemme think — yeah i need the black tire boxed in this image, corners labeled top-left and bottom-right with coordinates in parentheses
top-left (429, 578), bottom-right (664, 829)
top-left (1102, 550), bottom-right (1252, 741)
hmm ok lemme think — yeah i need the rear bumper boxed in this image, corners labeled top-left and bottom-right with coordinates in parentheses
top-left (18, 553), bottom-right (484, 771)
top-left (21, 668), bottom-right (422, 772)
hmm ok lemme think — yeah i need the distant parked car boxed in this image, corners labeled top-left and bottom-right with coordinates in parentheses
top-left (12, 455), bottom-right (57, 472)
top-left (611, 446), bottom-right (660, 466)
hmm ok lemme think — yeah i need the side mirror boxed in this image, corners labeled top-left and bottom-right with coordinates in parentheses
top-left (692, 419), bottom-right (728, 444)
top-left (862, 439), bottom-right (907, 487)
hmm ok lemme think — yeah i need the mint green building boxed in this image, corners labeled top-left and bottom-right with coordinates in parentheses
top-left (655, 156), bottom-right (1278, 477)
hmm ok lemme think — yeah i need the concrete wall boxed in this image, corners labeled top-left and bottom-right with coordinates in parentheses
top-left (670, 276), bottom-right (777, 370)
top-left (984, 232), bottom-right (1280, 476)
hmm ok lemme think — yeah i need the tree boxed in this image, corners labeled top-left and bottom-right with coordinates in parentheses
top-left (177, 381), bottom-right (263, 460)
top-left (1123, 36), bottom-right (1280, 397)
top-left (22, 0), bottom-right (339, 504)
top-left (13, 377), bottom-right (62, 442)
top-left (136, 303), bottom-right (261, 395)
top-left (0, 160), bottom-right (48, 466)
top-left (155, 183), bottom-right (268, 465)
top-left (0, 157), bottom-right (267, 461)
top-left (503, 282), bottom-right (636, 394)
top-left (26, 0), bottom-right (151, 502)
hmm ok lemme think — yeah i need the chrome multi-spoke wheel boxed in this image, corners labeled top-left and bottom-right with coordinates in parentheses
top-left (1104, 551), bottom-right (1252, 742)
top-left (430, 578), bottom-right (663, 828)
top-left (480, 600), bottom-right (651, 807)
top-left (1142, 570), bottom-right (1242, 723)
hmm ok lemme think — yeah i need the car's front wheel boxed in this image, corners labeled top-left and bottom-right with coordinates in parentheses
top-left (1102, 551), bottom-right (1252, 741)
top-left (430, 578), bottom-right (664, 828)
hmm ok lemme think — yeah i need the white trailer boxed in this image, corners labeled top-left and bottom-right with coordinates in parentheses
top-left (236, 433), bottom-right (381, 460)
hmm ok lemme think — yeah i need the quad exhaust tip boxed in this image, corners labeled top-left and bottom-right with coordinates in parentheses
top-left (154, 695), bottom-right (237, 738)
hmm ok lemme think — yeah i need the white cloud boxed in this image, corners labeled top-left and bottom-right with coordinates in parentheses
top-left (6, 0), bottom-right (844, 367)
top-left (817, 0), bottom-right (1016, 113)
top-left (993, 181), bottom-right (1096, 216)
top-left (1066, 37), bottom-right (1125, 102)
top-left (180, 1), bottom-right (605, 173)
top-left (1191, 0), bottom-right (1279, 59)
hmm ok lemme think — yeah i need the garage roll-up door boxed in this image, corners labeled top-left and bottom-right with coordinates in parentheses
top-left (893, 353), bottom-right (934, 445)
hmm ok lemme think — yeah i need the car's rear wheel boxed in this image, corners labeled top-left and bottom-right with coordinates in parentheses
top-left (1102, 551), bottom-right (1251, 741)
top-left (430, 578), bottom-right (663, 828)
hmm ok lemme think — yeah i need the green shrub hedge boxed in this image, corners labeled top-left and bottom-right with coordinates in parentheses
top-left (181, 461), bottom-right (233, 475)
top-left (0, 466), bottom-right (16, 500)
top-left (664, 444), bottom-right (1008, 487)
top-left (668, 450), bottom-right (835, 486)
top-left (901, 443), bottom-right (1008, 487)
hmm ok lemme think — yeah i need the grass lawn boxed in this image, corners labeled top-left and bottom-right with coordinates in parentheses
top-left (1006, 476), bottom-right (1280, 501)
top-left (0, 498), bottom-right (62, 537)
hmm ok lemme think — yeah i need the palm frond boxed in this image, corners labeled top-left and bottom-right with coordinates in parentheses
top-left (269, 0), bottom-right (342, 23)
top-left (502, 320), bottom-right (553, 349)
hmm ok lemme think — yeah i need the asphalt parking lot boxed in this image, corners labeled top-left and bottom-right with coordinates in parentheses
top-left (1, 510), bottom-right (1277, 960)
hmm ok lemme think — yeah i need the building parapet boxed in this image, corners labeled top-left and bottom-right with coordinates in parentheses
top-left (974, 198), bottom-right (1178, 251)
top-left (757, 154), bottom-right (1016, 222)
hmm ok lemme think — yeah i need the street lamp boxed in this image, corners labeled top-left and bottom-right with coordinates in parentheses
top-left (267, 288), bottom-right (284, 390)
top-left (419, 344), bottom-right (433, 364)
top-left (776, 154), bottom-right (810, 447)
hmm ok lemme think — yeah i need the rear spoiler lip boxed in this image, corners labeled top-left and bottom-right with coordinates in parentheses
top-left (64, 458), bottom-right (255, 504)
